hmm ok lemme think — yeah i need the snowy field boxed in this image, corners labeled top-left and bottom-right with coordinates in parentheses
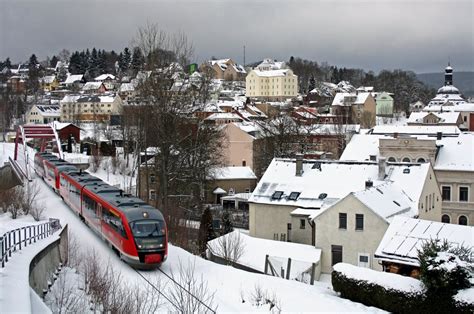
top-left (0, 142), bottom-right (385, 312)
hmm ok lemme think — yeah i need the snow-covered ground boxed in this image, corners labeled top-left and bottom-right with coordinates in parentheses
top-left (0, 142), bottom-right (385, 312)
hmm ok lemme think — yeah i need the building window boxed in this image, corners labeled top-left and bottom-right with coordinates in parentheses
top-left (288, 192), bottom-right (300, 201)
top-left (300, 219), bottom-right (305, 229)
top-left (358, 253), bottom-right (370, 268)
top-left (459, 187), bottom-right (469, 202)
top-left (355, 214), bottom-right (364, 230)
top-left (272, 191), bottom-right (284, 200)
top-left (388, 157), bottom-right (396, 162)
top-left (402, 157), bottom-right (411, 162)
top-left (149, 190), bottom-right (156, 200)
top-left (442, 186), bottom-right (451, 201)
top-left (280, 233), bottom-right (286, 242)
top-left (417, 158), bottom-right (426, 163)
top-left (441, 214), bottom-right (450, 223)
top-left (459, 215), bottom-right (468, 225)
top-left (150, 173), bottom-right (156, 184)
top-left (273, 233), bottom-right (278, 240)
top-left (339, 213), bottom-right (347, 229)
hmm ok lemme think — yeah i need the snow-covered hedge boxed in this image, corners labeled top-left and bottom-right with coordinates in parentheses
top-left (332, 263), bottom-right (474, 313)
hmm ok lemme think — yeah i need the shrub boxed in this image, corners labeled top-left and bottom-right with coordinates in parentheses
top-left (418, 239), bottom-right (473, 296)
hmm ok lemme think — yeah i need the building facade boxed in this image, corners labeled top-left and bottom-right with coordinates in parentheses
top-left (246, 69), bottom-right (298, 101)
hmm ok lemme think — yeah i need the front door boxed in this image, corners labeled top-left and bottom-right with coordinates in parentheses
top-left (331, 245), bottom-right (343, 266)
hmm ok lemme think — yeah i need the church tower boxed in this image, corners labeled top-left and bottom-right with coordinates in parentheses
top-left (444, 63), bottom-right (453, 86)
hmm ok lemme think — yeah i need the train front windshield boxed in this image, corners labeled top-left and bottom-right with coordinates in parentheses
top-left (130, 220), bottom-right (166, 238)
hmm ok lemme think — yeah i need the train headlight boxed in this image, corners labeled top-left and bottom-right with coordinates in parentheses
top-left (137, 244), bottom-right (143, 249)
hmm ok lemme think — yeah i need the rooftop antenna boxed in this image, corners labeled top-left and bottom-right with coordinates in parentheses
top-left (243, 45), bottom-right (246, 67)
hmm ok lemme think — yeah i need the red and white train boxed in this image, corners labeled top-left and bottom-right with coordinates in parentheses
top-left (34, 152), bottom-right (168, 268)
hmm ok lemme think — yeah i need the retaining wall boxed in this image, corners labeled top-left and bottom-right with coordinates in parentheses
top-left (29, 225), bottom-right (68, 296)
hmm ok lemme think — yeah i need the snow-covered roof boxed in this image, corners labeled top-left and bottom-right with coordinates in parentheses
top-left (423, 102), bottom-right (474, 113)
top-left (370, 125), bottom-right (461, 136)
top-left (407, 111), bottom-right (461, 124)
top-left (352, 183), bottom-right (417, 223)
top-left (32, 104), bottom-right (60, 117)
top-left (82, 81), bottom-right (104, 91)
top-left (94, 74), bottom-right (115, 81)
top-left (52, 121), bottom-right (76, 130)
top-left (434, 132), bottom-right (474, 171)
top-left (256, 58), bottom-right (286, 71)
top-left (249, 158), bottom-right (430, 210)
top-left (375, 216), bottom-right (474, 266)
top-left (40, 75), bottom-right (56, 84)
top-left (250, 69), bottom-right (293, 78)
top-left (64, 74), bottom-right (83, 84)
top-left (331, 92), bottom-right (371, 106)
top-left (205, 112), bottom-right (243, 121)
top-left (119, 83), bottom-right (135, 93)
top-left (340, 132), bottom-right (474, 172)
top-left (209, 166), bottom-right (257, 180)
top-left (60, 94), bottom-right (118, 104)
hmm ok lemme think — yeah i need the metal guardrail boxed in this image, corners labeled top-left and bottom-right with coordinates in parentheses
top-left (8, 156), bottom-right (29, 184)
top-left (0, 218), bottom-right (61, 268)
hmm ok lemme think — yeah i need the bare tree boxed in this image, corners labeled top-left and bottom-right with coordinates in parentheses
top-left (46, 268), bottom-right (85, 313)
top-left (22, 180), bottom-right (41, 216)
top-left (131, 23), bottom-right (225, 217)
top-left (166, 259), bottom-right (217, 313)
top-left (210, 231), bottom-right (245, 265)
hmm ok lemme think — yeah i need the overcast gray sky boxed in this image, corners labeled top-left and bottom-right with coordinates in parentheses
top-left (1, 0), bottom-right (473, 73)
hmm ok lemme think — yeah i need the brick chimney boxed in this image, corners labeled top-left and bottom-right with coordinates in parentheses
top-left (296, 153), bottom-right (304, 176)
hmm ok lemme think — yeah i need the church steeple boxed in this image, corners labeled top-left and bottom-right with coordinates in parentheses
top-left (444, 62), bottom-right (453, 86)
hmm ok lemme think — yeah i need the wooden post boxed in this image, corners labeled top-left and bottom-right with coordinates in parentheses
top-left (286, 258), bottom-right (291, 280)
top-left (310, 262), bottom-right (316, 285)
top-left (264, 254), bottom-right (269, 274)
top-left (281, 267), bottom-right (284, 278)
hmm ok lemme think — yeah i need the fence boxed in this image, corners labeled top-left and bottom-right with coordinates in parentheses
top-left (264, 254), bottom-right (319, 285)
top-left (1, 218), bottom-right (61, 268)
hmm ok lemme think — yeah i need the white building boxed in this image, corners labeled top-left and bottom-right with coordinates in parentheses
top-left (60, 94), bottom-right (123, 123)
top-left (246, 69), bottom-right (298, 101)
top-left (256, 58), bottom-right (287, 71)
top-left (249, 157), bottom-right (441, 273)
top-left (26, 104), bottom-right (61, 124)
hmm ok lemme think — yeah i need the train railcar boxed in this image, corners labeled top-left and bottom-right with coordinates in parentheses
top-left (34, 152), bottom-right (76, 191)
top-left (35, 152), bottom-right (168, 268)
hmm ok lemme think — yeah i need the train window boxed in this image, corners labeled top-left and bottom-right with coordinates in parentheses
top-left (103, 208), bottom-right (127, 238)
top-left (83, 195), bottom-right (97, 217)
top-left (130, 220), bottom-right (165, 237)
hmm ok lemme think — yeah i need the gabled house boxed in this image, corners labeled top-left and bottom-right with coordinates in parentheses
top-left (374, 92), bottom-right (394, 117)
top-left (340, 132), bottom-right (474, 226)
top-left (206, 166), bottom-right (257, 204)
top-left (407, 111), bottom-right (463, 127)
top-left (201, 59), bottom-right (246, 81)
top-left (82, 81), bottom-right (107, 94)
top-left (40, 75), bottom-right (59, 92)
top-left (249, 157), bottom-right (441, 273)
top-left (331, 92), bottom-right (376, 128)
top-left (26, 104), bottom-right (61, 124)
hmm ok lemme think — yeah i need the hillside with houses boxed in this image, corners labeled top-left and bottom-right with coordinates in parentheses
top-left (0, 11), bottom-right (473, 313)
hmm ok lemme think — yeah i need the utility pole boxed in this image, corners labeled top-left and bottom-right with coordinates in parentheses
top-left (243, 45), bottom-right (246, 67)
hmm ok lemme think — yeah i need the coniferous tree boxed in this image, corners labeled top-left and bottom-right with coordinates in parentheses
top-left (221, 210), bottom-right (233, 235)
top-left (308, 75), bottom-right (316, 92)
top-left (198, 207), bottom-right (215, 256)
top-left (4, 57), bottom-right (12, 69)
top-left (50, 55), bottom-right (59, 68)
top-left (27, 54), bottom-right (41, 95)
top-left (131, 47), bottom-right (144, 75)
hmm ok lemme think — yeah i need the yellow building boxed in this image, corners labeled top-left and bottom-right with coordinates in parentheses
top-left (246, 69), bottom-right (298, 101)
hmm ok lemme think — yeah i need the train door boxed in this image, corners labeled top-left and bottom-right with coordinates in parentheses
top-left (96, 203), bottom-right (103, 231)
